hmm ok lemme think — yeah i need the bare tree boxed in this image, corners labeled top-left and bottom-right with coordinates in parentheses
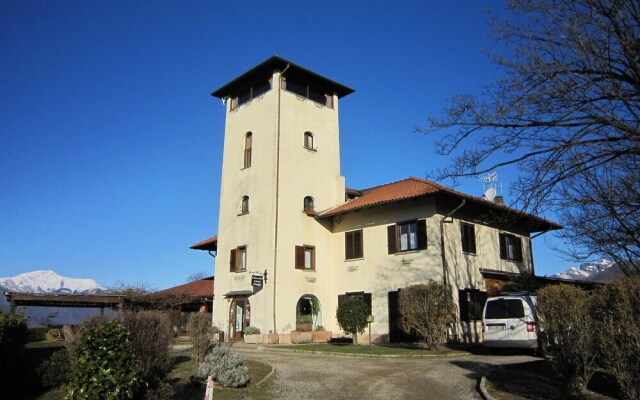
top-left (187, 272), bottom-right (207, 282)
top-left (423, 0), bottom-right (640, 273)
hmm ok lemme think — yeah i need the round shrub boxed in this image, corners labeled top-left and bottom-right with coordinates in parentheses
top-left (67, 318), bottom-right (143, 400)
top-left (37, 347), bottom-right (72, 388)
top-left (336, 297), bottom-right (369, 343)
top-left (196, 345), bottom-right (249, 388)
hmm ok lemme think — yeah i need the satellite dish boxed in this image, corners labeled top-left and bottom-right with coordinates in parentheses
top-left (484, 187), bottom-right (497, 202)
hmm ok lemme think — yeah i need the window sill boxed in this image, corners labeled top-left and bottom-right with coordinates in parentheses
top-left (303, 146), bottom-right (318, 153)
top-left (392, 249), bottom-right (423, 255)
top-left (462, 251), bottom-right (477, 256)
top-left (241, 166), bottom-right (251, 170)
top-left (345, 257), bottom-right (364, 262)
top-left (237, 212), bottom-right (250, 216)
top-left (303, 210), bottom-right (316, 216)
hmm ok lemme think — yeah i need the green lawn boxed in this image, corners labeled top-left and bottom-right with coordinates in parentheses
top-left (276, 342), bottom-right (468, 356)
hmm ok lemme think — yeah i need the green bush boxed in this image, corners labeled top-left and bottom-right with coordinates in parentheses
top-left (187, 312), bottom-right (214, 368)
top-left (336, 297), bottom-right (369, 343)
top-left (67, 318), bottom-right (143, 400)
top-left (537, 284), bottom-right (598, 395)
top-left (196, 345), bottom-right (249, 388)
top-left (593, 275), bottom-right (640, 400)
top-left (119, 310), bottom-right (173, 381)
top-left (37, 347), bottom-right (72, 388)
top-left (243, 326), bottom-right (260, 335)
top-left (0, 312), bottom-right (29, 390)
top-left (398, 282), bottom-right (454, 350)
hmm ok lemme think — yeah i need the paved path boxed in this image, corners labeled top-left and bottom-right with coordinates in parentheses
top-left (233, 344), bottom-right (536, 400)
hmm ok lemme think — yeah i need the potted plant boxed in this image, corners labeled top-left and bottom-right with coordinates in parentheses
top-left (242, 326), bottom-right (262, 344)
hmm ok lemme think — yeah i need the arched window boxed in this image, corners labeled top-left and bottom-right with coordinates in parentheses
top-left (243, 132), bottom-right (252, 168)
top-left (303, 196), bottom-right (314, 213)
top-left (241, 196), bottom-right (249, 214)
top-left (304, 131), bottom-right (314, 150)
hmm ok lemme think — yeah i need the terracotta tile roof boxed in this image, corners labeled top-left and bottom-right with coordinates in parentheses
top-left (191, 235), bottom-right (217, 251)
top-left (318, 177), bottom-right (447, 217)
top-left (157, 277), bottom-right (214, 298)
top-left (318, 177), bottom-right (561, 232)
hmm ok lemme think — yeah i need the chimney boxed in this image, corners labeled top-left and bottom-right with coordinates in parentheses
top-left (494, 195), bottom-right (504, 205)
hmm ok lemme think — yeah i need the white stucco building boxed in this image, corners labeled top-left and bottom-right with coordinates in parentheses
top-left (191, 56), bottom-right (559, 343)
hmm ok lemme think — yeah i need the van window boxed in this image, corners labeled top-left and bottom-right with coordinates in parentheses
top-left (485, 299), bottom-right (525, 319)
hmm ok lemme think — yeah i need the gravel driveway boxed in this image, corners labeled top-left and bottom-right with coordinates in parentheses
top-left (233, 344), bottom-right (536, 400)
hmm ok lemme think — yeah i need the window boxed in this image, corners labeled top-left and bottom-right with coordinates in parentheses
top-left (284, 78), bottom-right (333, 108)
top-left (499, 233), bottom-right (523, 261)
top-left (458, 289), bottom-right (487, 321)
top-left (243, 132), bottom-right (252, 168)
top-left (345, 230), bottom-right (363, 260)
top-left (295, 245), bottom-right (315, 270)
top-left (485, 298), bottom-right (525, 319)
top-left (461, 222), bottom-right (476, 254)
top-left (231, 80), bottom-right (271, 110)
top-left (240, 196), bottom-right (249, 214)
top-left (304, 131), bottom-right (315, 150)
top-left (229, 246), bottom-right (247, 272)
top-left (387, 220), bottom-right (427, 254)
top-left (303, 196), bottom-right (315, 213)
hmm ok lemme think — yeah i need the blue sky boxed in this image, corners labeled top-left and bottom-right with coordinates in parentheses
top-left (0, 1), bottom-right (574, 289)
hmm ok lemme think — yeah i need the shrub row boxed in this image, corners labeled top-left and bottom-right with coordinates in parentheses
top-left (537, 275), bottom-right (640, 400)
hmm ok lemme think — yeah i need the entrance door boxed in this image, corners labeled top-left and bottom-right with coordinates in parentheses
top-left (229, 297), bottom-right (250, 341)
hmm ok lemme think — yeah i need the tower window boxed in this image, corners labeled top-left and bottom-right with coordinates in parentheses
top-left (303, 196), bottom-right (315, 213)
top-left (284, 79), bottom-right (333, 108)
top-left (230, 246), bottom-right (247, 272)
top-left (243, 132), bottom-right (252, 168)
top-left (304, 132), bottom-right (315, 150)
top-left (231, 80), bottom-right (271, 110)
top-left (240, 196), bottom-right (249, 214)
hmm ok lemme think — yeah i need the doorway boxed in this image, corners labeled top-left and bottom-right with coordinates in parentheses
top-left (229, 297), bottom-right (250, 341)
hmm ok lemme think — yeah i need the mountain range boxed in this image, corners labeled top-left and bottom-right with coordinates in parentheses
top-left (0, 270), bottom-right (108, 327)
top-left (550, 259), bottom-right (625, 283)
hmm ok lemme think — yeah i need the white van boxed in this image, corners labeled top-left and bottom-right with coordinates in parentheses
top-left (482, 292), bottom-right (540, 350)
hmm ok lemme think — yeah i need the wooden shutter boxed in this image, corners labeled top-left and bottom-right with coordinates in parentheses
top-left (417, 219), bottom-right (427, 250)
top-left (387, 225), bottom-right (397, 254)
top-left (499, 234), bottom-right (507, 259)
top-left (354, 230), bottom-right (363, 258)
top-left (514, 236), bottom-right (523, 261)
top-left (229, 249), bottom-right (237, 272)
top-left (295, 245), bottom-right (305, 269)
top-left (364, 292), bottom-right (372, 314)
top-left (458, 290), bottom-right (470, 322)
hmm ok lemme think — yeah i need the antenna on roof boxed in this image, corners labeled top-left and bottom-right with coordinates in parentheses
top-left (479, 172), bottom-right (499, 201)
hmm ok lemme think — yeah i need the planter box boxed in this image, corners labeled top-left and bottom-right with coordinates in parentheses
top-left (278, 334), bottom-right (291, 344)
top-left (311, 331), bottom-right (332, 343)
top-left (243, 334), bottom-right (263, 344)
top-left (296, 321), bottom-right (313, 332)
top-left (290, 331), bottom-right (312, 344)
top-left (264, 334), bottom-right (280, 344)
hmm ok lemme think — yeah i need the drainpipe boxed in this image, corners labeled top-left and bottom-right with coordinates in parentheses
top-left (272, 63), bottom-right (290, 333)
top-left (440, 199), bottom-right (466, 286)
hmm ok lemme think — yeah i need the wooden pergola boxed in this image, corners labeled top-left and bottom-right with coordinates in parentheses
top-left (4, 292), bottom-right (127, 315)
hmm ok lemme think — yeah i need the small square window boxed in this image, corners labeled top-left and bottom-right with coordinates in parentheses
top-left (345, 230), bottom-right (363, 260)
top-left (295, 245), bottom-right (315, 270)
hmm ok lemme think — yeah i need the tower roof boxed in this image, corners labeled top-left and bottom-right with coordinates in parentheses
top-left (211, 56), bottom-right (355, 99)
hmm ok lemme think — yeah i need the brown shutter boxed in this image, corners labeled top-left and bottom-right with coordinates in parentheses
top-left (338, 294), bottom-right (347, 308)
top-left (311, 247), bottom-right (316, 269)
top-left (345, 232), bottom-right (351, 260)
top-left (499, 234), bottom-right (507, 259)
top-left (355, 230), bottom-right (363, 258)
top-left (417, 219), bottom-right (427, 249)
top-left (229, 249), bottom-right (237, 272)
top-left (387, 225), bottom-right (397, 254)
top-left (364, 292), bottom-right (372, 314)
top-left (295, 245), bottom-right (305, 269)
top-left (514, 237), bottom-right (523, 261)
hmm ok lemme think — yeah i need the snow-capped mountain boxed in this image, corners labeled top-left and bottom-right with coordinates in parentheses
top-left (551, 259), bottom-right (624, 283)
top-left (0, 269), bottom-right (105, 294)
top-left (0, 270), bottom-right (109, 327)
